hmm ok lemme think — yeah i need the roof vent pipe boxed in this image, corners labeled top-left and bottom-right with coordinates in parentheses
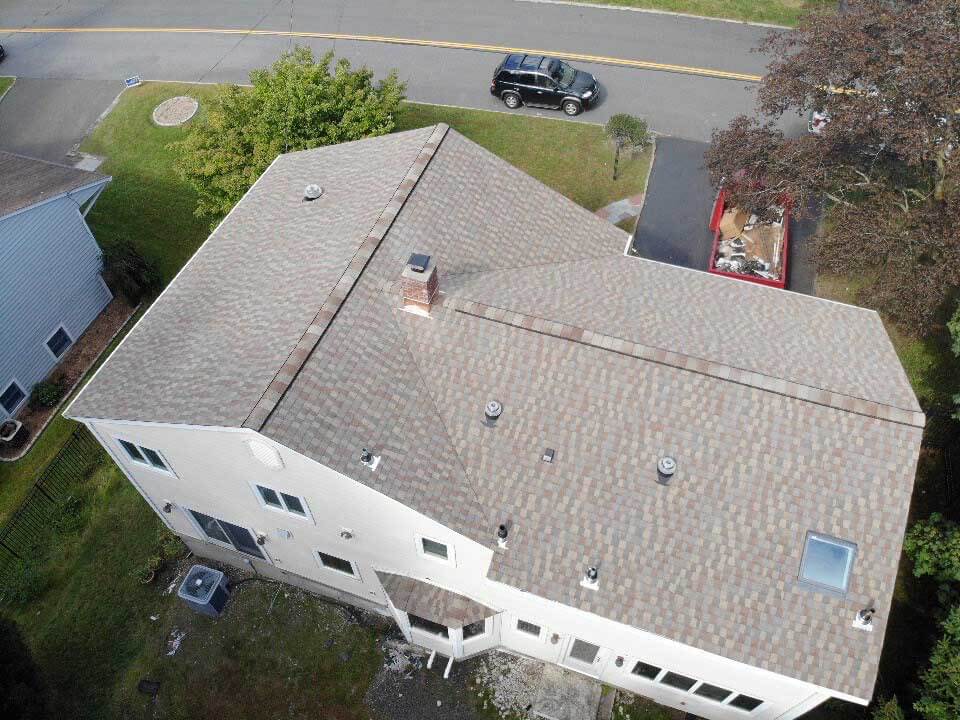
top-left (497, 524), bottom-right (509, 548)
top-left (303, 184), bottom-right (324, 201)
top-left (483, 400), bottom-right (503, 426)
top-left (657, 456), bottom-right (676, 484)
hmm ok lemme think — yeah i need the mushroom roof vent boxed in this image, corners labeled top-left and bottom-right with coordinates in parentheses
top-left (484, 400), bottom-right (503, 421)
top-left (303, 184), bottom-right (324, 201)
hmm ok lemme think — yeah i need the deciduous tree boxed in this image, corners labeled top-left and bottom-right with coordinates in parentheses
top-left (705, 0), bottom-right (960, 326)
top-left (172, 47), bottom-right (406, 220)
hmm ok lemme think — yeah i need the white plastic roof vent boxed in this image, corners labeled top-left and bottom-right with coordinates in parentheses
top-left (303, 184), bottom-right (324, 201)
top-left (247, 440), bottom-right (284, 471)
top-left (656, 456), bottom-right (676, 484)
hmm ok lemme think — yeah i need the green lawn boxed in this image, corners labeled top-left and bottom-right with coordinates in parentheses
top-left (564, 0), bottom-right (832, 26)
top-left (397, 102), bottom-right (652, 212)
top-left (0, 76), bottom-right (14, 99)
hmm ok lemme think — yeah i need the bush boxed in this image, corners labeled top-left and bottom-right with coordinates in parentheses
top-left (604, 114), bottom-right (650, 180)
top-left (171, 46), bottom-right (406, 220)
top-left (158, 526), bottom-right (185, 561)
top-left (28, 380), bottom-right (64, 410)
top-left (873, 697), bottom-right (905, 720)
top-left (916, 606), bottom-right (960, 720)
top-left (101, 239), bottom-right (162, 304)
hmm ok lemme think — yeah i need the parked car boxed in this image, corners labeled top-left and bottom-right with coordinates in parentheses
top-left (490, 54), bottom-right (599, 116)
top-left (0, 44), bottom-right (5, 62)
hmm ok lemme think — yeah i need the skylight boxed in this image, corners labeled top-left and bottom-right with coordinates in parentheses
top-left (799, 532), bottom-right (856, 594)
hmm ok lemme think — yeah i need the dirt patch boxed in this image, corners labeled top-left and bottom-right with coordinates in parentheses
top-left (1, 296), bottom-right (136, 460)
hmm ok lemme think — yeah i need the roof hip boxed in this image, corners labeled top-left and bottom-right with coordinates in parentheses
top-left (242, 123), bottom-right (451, 430)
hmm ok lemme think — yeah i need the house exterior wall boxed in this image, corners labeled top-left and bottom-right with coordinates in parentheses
top-left (82, 419), bottom-right (838, 720)
top-left (0, 193), bottom-right (112, 419)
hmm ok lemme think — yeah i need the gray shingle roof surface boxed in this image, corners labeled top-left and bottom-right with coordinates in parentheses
top-left (68, 127), bottom-right (438, 424)
top-left (70, 125), bottom-right (922, 700)
top-left (0, 150), bottom-right (108, 217)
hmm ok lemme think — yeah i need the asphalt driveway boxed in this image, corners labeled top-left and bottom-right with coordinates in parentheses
top-left (630, 137), bottom-right (816, 295)
top-left (0, 78), bottom-right (120, 163)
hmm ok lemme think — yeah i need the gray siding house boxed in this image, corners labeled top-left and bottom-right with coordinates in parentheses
top-left (0, 151), bottom-right (112, 420)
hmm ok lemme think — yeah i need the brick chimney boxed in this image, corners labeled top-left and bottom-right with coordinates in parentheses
top-left (400, 253), bottom-right (439, 312)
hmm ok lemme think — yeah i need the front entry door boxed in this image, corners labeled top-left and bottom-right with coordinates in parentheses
top-left (561, 637), bottom-right (609, 678)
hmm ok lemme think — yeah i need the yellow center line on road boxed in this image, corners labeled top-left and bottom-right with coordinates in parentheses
top-left (0, 26), bottom-right (765, 83)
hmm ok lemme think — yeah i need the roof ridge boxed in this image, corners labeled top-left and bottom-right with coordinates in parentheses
top-left (242, 123), bottom-right (450, 429)
top-left (442, 295), bottom-right (925, 428)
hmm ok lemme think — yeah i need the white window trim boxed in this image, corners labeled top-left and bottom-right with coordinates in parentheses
top-left (513, 616), bottom-right (544, 640)
top-left (313, 547), bottom-right (362, 581)
top-left (185, 507), bottom-right (272, 563)
top-left (249, 481), bottom-right (314, 523)
top-left (415, 533), bottom-right (455, 565)
top-left (44, 324), bottom-right (73, 361)
top-left (116, 436), bottom-right (176, 476)
top-left (1, 378), bottom-right (27, 415)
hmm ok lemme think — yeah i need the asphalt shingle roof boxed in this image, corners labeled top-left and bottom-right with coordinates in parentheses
top-left (0, 150), bottom-right (108, 218)
top-left (68, 124), bottom-right (922, 700)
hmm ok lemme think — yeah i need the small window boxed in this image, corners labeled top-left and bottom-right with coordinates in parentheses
top-left (516, 72), bottom-right (538, 86)
top-left (799, 532), bottom-right (856, 594)
top-left (462, 620), bottom-right (486, 640)
top-left (118, 439), bottom-right (172, 473)
top-left (420, 537), bottom-right (449, 560)
top-left (141, 447), bottom-right (168, 470)
top-left (729, 695), bottom-right (763, 712)
top-left (119, 439), bottom-right (145, 463)
top-left (318, 551), bottom-right (355, 576)
top-left (631, 661), bottom-right (662, 680)
top-left (46, 327), bottom-right (72, 358)
top-left (516, 619), bottom-right (541, 636)
top-left (254, 484), bottom-right (310, 519)
top-left (694, 683), bottom-right (733, 702)
top-left (408, 614), bottom-right (449, 638)
top-left (257, 485), bottom-right (283, 508)
top-left (660, 672), bottom-right (697, 692)
top-left (280, 492), bottom-right (305, 515)
top-left (0, 381), bottom-right (26, 415)
top-left (535, 74), bottom-right (556, 89)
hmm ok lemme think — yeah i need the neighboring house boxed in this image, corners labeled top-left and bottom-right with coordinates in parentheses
top-left (0, 151), bottom-right (112, 420)
top-left (66, 125), bottom-right (923, 720)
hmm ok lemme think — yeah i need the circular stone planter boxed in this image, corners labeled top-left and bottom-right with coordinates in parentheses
top-left (152, 96), bottom-right (199, 127)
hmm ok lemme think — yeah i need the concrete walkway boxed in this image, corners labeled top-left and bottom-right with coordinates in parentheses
top-left (594, 193), bottom-right (645, 225)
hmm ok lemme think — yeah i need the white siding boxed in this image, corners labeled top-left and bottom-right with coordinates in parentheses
top-left (84, 419), bottom-right (838, 720)
top-left (0, 194), bottom-right (111, 418)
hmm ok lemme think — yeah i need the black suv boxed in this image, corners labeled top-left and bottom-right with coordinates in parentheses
top-left (490, 54), bottom-right (599, 116)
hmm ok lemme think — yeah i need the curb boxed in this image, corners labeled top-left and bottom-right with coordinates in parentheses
top-left (513, 0), bottom-right (793, 29)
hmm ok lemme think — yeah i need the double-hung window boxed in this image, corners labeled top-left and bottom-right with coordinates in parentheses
top-left (1, 381), bottom-right (26, 415)
top-left (253, 483), bottom-right (311, 520)
top-left (189, 509), bottom-right (265, 559)
top-left (46, 326), bottom-right (73, 359)
top-left (118, 439), bottom-right (174, 474)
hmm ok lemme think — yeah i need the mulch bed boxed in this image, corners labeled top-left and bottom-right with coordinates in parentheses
top-left (0, 296), bottom-right (136, 460)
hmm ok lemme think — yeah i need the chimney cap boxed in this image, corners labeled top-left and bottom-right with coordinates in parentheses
top-left (407, 253), bottom-right (431, 273)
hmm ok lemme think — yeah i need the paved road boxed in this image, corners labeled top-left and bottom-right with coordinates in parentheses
top-left (0, 0), bottom-right (808, 153)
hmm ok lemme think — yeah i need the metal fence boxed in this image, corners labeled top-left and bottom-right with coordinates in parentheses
top-left (0, 426), bottom-right (104, 586)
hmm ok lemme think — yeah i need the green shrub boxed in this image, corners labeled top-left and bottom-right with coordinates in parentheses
top-left (28, 380), bottom-right (65, 410)
top-left (158, 527), bottom-right (185, 561)
top-left (604, 113), bottom-right (650, 180)
top-left (916, 606), bottom-right (960, 720)
top-left (101, 239), bottom-right (162, 304)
